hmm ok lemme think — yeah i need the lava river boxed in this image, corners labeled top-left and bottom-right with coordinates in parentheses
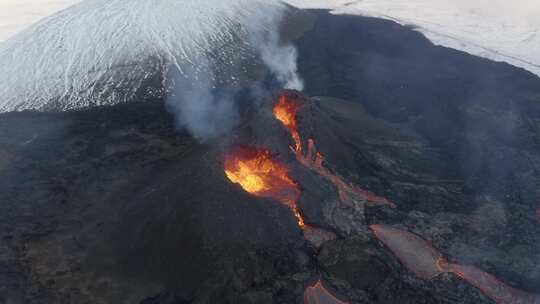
top-left (304, 280), bottom-right (349, 304)
top-left (273, 93), bottom-right (395, 209)
top-left (226, 92), bottom-right (539, 304)
top-left (274, 92), bottom-right (539, 304)
top-left (224, 146), bottom-right (305, 228)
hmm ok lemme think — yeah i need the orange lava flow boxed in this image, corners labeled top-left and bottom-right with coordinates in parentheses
top-left (274, 95), bottom-right (301, 133)
top-left (224, 146), bottom-right (305, 228)
top-left (369, 224), bottom-right (445, 280)
top-left (300, 139), bottom-right (396, 208)
top-left (273, 94), bottom-right (395, 209)
top-left (304, 280), bottom-right (349, 304)
top-left (274, 93), bottom-right (540, 303)
top-left (369, 225), bottom-right (540, 304)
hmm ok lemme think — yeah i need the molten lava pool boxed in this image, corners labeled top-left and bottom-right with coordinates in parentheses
top-left (224, 146), bottom-right (305, 228)
top-left (274, 94), bottom-right (303, 152)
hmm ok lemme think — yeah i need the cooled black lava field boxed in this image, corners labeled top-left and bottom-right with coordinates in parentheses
top-left (2, 9), bottom-right (540, 304)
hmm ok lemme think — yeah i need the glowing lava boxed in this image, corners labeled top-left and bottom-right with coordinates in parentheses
top-left (273, 93), bottom-right (395, 209)
top-left (273, 95), bottom-right (301, 133)
top-left (224, 146), bottom-right (305, 228)
top-left (304, 280), bottom-right (349, 304)
top-left (273, 95), bottom-right (303, 152)
top-left (369, 224), bottom-right (445, 280)
top-left (272, 92), bottom-right (540, 303)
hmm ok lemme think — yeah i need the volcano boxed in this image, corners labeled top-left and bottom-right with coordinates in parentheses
top-left (2, 7), bottom-right (540, 304)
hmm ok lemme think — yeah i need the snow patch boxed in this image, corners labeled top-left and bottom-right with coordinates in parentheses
top-left (286, 0), bottom-right (540, 77)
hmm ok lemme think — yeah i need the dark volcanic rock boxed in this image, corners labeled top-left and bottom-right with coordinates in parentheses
top-left (295, 9), bottom-right (540, 296)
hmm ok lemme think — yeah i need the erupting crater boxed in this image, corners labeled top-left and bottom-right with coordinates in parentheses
top-left (274, 94), bottom-right (303, 152)
top-left (448, 263), bottom-right (540, 304)
top-left (224, 146), bottom-right (305, 228)
top-left (225, 91), bottom-right (539, 304)
top-left (369, 225), bottom-right (540, 304)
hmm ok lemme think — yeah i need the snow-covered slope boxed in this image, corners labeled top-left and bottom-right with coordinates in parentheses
top-left (2, 0), bottom-right (539, 78)
top-left (0, 0), bottom-right (292, 112)
top-left (1, 0), bottom-right (539, 114)
top-left (286, 0), bottom-right (540, 77)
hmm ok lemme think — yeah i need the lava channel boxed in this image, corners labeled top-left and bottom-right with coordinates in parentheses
top-left (369, 224), bottom-right (446, 280)
top-left (304, 280), bottom-right (349, 304)
top-left (273, 93), bottom-right (395, 209)
top-left (224, 146), bottom-right (305, 228)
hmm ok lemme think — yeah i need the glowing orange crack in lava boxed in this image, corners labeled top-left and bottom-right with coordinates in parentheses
top-left (273, 94), bottom-right (395, 209)
top-left (224, 146), bottom-right (305, 228)
top-left (370, 224), bottom-right (445, 280)
top-left (274, 95), bottom-right (303, 152)
top-left (273, 93), bottom-right (540, 303)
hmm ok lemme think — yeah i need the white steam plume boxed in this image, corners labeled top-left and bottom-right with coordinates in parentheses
top-left (0, 0), bottom-right (304, 140)
top-left (246, 8), bottom-right (304, 91)
top-left (165, 55), bottom-right (240, 142)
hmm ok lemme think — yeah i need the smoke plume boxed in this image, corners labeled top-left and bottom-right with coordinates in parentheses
top-left (0, 0), bottom-right (305, 141)
top-left (165, 2), bottom-right (304, 141)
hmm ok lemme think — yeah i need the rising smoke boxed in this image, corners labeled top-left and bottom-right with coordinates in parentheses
top-left (165, 55), bottom-right (241, 141)
top-left (165, 0), bottom-right (305, 141)
top-left (0, 0), bottom-right (304, 141)
top-left (246, 8), bottom-right (304, 91)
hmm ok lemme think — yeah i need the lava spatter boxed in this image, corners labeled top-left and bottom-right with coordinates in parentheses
top-left (273, 92), bottom-right (539, 303)
top-left (224, 146), bottom-right (305, 228)
top-left (273, 94), bottom-right (303, 152)
top-left (299, 139), bottom-right (396, 208)
top-left (369, 224), bottom-right (446, 280)
top-left (448, 264), bottom-right (539, 304)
